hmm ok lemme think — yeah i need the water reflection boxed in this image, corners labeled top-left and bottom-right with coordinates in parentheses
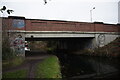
top-left (56, 53), bottom-right (119, 78)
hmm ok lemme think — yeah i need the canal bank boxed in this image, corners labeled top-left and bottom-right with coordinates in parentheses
top-left (2, 53), bottom-right (62, 78)
top-left (55, 53), bottom-right (120, 78)
top-left (54, 37), bottom-right (120, 78)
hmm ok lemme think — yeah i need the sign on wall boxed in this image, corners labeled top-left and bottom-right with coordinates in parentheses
top-left (13, 19), bottom-right (25, 28)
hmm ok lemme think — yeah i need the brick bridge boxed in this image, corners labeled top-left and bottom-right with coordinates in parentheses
top-left (2, 16), bottom-right (120, 56)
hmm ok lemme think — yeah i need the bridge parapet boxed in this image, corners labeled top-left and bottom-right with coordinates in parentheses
top-left (25, 19), bottom-right (95, 32)
top-left (2, 16), bottom-right (120, 33)
top-left (94, 23), bottom-right (119, 32)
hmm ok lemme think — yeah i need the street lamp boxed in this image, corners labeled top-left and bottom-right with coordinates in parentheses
top-left (90, 7), bottom-right (95, 22)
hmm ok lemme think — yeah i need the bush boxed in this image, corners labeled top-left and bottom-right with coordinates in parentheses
top-left (2, 36), bottom-right (16, 60)
top-left (93, 37), bottom-right (120, 57)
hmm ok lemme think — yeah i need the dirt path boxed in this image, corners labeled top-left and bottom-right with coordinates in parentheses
top-left (3, 54), bottom-right (52, 78)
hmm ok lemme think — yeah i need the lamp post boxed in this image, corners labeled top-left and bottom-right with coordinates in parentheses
top-left (90, 7), bottom-right (95, 22)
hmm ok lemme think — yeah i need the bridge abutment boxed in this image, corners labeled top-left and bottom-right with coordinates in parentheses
top-left (9, 32), bottom-right (25, 56)
top-left (94, 33), bottom-right (119, 48)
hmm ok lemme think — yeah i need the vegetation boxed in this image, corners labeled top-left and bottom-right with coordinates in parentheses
top-left (94, 37), bottom-right (120, 57)
top-left (35, 56), bottom-right (62, 78)
top-left (2, 35), bottom-right (16, 60)
top-left (2, 28), bottom-right (25, 68)
top-left (29, 41), bottom-right (47, 51)
top-left (74, 37), bottom-right (120, 57)
top-left (2, 69), bottom-right (28, 78)
top-left (29, 41), bottom-right (58, 53)
top-left (2, 56), bottom-right (24, 69)
top-left (46, 41), bottom-right (58, 53)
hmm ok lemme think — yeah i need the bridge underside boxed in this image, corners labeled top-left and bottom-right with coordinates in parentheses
top-left (7, 31), bottom-right (119, 56)
top-left (25, 32), bottom-right (95, 38)
top-left (25, 37), bottom-right (94, 41)
top-left (25, 37), bottom-right (95, 53)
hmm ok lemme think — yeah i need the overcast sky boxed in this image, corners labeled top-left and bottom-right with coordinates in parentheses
top-left (0, 0), bottom-right (120, 24)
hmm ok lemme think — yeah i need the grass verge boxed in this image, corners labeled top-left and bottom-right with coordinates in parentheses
top-left (2, 69), bottom-right (28, 78)
top-left (2, 56), bottom-right (25, 69)
top-left (35, 56), bottom-right (62, 78)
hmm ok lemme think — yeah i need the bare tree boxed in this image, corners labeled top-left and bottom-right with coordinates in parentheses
top-left (44, 0), bottom-right (47, 4)
top-left (0, 6), bottom-right (6, 13)
top-left (44, 0), bottom-right (51, 5)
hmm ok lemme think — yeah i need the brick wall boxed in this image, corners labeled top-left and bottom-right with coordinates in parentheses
top-left (25, 19), bottom-right (120, 32)
top-left (3, 17), bottom-right (120, 32)
top-left (3, 17), bottom-right (25, 31)
top-left (26, 19), bottom-right (95, 32)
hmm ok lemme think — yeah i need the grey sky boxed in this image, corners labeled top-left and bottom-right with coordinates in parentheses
top-left (0, 0), bottom-right (119, 24)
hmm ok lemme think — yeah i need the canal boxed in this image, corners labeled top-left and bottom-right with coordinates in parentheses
top-left (55, 53), bottom-right (120, 78)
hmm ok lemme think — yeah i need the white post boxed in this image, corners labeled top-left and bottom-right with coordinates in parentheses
top-left (90, 7), bottom-right (95, 22)
top-left (90, 10), bottom-right (92, 22)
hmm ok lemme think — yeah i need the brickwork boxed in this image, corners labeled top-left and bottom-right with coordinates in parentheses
top-left (25, 19), bottom-right (120, 32)
top-left (25, 20), bottom-right (94, 32)
top-left (118, 1), bottom-right (120, 24)
top-left (3, 17), bottom-right (25, 31)
top-left (3, 17), bottom-right (120, 32)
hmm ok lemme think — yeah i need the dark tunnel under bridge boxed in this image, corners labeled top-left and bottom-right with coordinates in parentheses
top-left (25, 37), bottom-right (95, 54)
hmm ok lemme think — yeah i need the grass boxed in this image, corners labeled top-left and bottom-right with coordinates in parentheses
top-left (2, 56), bottom-right (25, 69)
top-left (2, 69), bottom-right (28, 78)
top-left (35, 56), bottom-right (62, 78)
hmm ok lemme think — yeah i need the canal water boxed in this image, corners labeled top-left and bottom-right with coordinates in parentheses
top-left (56, 53), bottom-right (120, 78)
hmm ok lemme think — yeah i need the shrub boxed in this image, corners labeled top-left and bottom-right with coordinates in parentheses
top-left (2, 36), bottom-right (16, 60)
